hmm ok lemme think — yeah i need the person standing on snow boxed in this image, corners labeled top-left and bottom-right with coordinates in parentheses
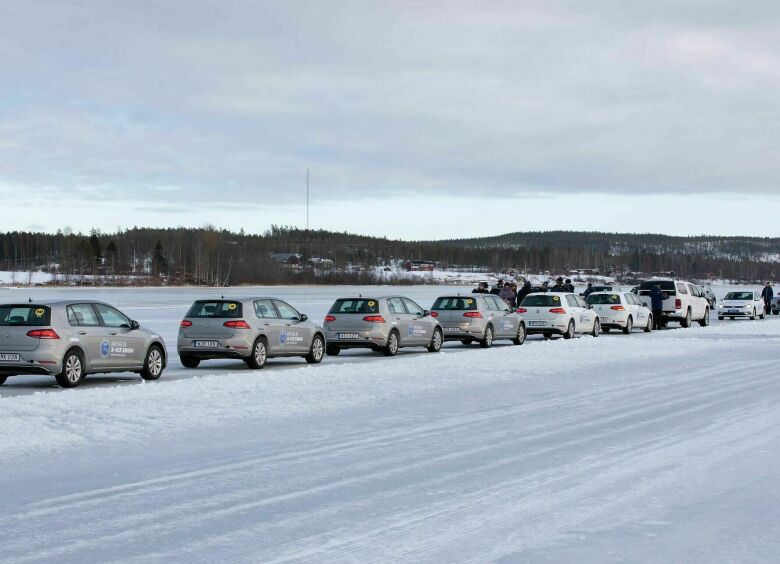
top-left (516, 281), bottom-right (532, 305)
top-left (550, 277), bottom-right (566, 292)
top-left (490, 280), bottom-right (504, 296)
top-left (761, 282), bottom-right (774, 315)
top-left (499, 283), bottom-right (516, 307)
top-left (472, 282), bottom-right (489, 294)
top-left (564, 279), bottom-right (575, 292)
top-left (583, 282), bottom-right (594, 297)
top-left (650, 283), bottom-right (666, 330)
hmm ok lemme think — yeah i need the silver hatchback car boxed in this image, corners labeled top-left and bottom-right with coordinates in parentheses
top-left (323, 296), bottom-right (443, 356)
top-left (431, 294), bottom-right (527, 347)
top-left (177, 298), bottom-right (326, 369)
top-left (0, 301), bottom-right (166, 388)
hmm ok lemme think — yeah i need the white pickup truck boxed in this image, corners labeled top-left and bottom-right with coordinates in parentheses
top-left (636, 279), bottom-right (710, 327)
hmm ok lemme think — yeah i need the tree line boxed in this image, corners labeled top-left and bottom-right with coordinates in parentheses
top-left (0, 226), bottom-right (777, 285)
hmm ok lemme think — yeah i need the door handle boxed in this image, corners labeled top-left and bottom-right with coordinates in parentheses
top-left (77, 331), bottom-right (87, 335)
top-left (109, 332), bottom-right (118, 336)
top-left (263, 322), bottom-right (270, 326)
top-left (285, 324), bottom-right (292, 327)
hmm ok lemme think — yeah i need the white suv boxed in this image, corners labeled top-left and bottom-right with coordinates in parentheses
top-left (636, 280), bottom-right (710, 328)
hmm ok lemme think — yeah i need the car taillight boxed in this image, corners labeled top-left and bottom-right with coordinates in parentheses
top-left (26, 328), bottom-right (59, 339)
top-left (549, 308), bottom-right (567, 314)
top-left (363, 315), bottom-right (386, 323)
top-left (223, 320), bottom-right (251, 329)
top-left (516, 308), bottom-right (527, 314)
top-left (324, 315), bottom-right (336, 323)
top-left (463, 311), bottom-right (483, 318)
top-left (675, 299), bottom-right (682, 309)
top-left (610, 305), bottom-right (625, 311)
top-left (180, 320), bottom-right (192, 328)
top-left (430, 311), bottom-right (438, 317)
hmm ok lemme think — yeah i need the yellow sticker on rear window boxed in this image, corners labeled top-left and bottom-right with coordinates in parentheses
top-left (227, 303), bottom-right (237, 310)
top-left (34, 308), bottom-right (45, 317)
top-left (553, 296), bottom-right (560, 302)
top-left (368, 301), bottom-right (376, 307)
top-left (466, 299), bottom-right (473, 304)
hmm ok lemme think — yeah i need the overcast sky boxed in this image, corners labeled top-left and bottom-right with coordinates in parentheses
top-left (1, 1), bottom-right (778, 239)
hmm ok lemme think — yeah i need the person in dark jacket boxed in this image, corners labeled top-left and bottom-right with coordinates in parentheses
top-left (550, 277), bottom-right (566, 292)
top-left (490, 280), bottom-right (504, 296)
top-left (499, 283), bottom-right (516, 306)
top-left (472, 282), bottom-right (489, 294)
top-left (517, 281), bottom-right (532, 305)
top-left (564, 279), bottom-right (575, 292)
top-left (650, 283), bottom-right (666, 330)
top-left (761, 282), bottom-right (774, 315)
top-left (583, 282), bottom-right (594, 297)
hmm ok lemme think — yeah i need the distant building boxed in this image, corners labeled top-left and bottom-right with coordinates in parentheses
top-left (403, 259), bottom-right (435, 272)
top-left (271, 252), bottom-right (302, 267)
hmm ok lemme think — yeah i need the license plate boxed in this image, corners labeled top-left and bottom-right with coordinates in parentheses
top-left (193, 340), bottom-right (219, 348)
top-left (0, 353), bottom-right (20, 361)
top-left (529, 321), bottom-right (547, 327)
top-left (337, 333), bottom-right (360, 339)
top-left (444, 327), bottom-right (463, 333)
top-left (728, 310), bottom-right (740, 314)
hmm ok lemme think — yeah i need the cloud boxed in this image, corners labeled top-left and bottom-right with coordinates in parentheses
top-left (0, 0), bottom-right (778, 227)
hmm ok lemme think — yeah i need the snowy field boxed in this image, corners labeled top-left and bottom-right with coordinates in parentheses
top-left (1, 284), bottom-right (779, 563)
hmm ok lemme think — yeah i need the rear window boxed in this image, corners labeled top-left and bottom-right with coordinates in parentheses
top-left (521, 295), bottom-right (564, 307)
top-left (638, 281), bottom-right (676, 294)
top-left (432, 297), bottom-right (478, 311)
top-left (586, 294), bottom-right (621, 305)
top-left (329, 299), bottom-right (380, 314)
top-left (0, 305), bottom-right (52, 326)
top-left (186, 301), bottom-right (243, 318)
top-left (725, 292), bottom-right (753, 300)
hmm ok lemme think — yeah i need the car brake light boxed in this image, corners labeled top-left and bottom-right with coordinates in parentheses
top-left (223, 320), bottom-right (251, 329)
top-left (549, 308), bottom-right (567, 314)
top-left (675, 299), bottom-right (682, 309)
top-left (363, 315), bottom-right (386, 323)
top-left (610, 305), bottom-right (625, 311)
top-left (26, 328), bottom-right (60, 339)
top-left (516, 308), bottom-right (527, 314)
top-left (430, 311), bottom-right (438, 317)
top-left (324, 315), bottom-right (336, 323)
top-left (180, 320), bottom-right (192, 328)
top-left (463, 311), bottom-right (483, 318)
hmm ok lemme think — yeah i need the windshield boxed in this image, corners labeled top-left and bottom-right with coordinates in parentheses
top-left (638, 281), bottom-right (676, 293)
top-left (329, 299), bottom-right (380, 314)
top-left (186, 301), bottom-right (243, 318)
top-left (586, 294), bottom-right (622, 305)
top-left (432, 297), bottom-right (478, 311)
top-left (725, 292), bottom-right (753, 300)
top-left (0, 305), bottom-right (52, 326)
top-left (521, 295), bottom-right (564, 307)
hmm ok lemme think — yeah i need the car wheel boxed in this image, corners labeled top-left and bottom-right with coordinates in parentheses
top-left (246, 337), bottom-right (268, 369)
top-left (760, 312), bottom-right (765, 320)
top-left (180, 355), bottom-right (200, 368)
top-left (562, 320), bottom-right (575, 339)
top-left (325, 345), bottom-right (341, 356)
top-left (0, 375), bottom-right (6, 386)
top-left (305, 334), bottom-right (325, 364)
top-left (512, 323), bottom-right (527, 345)
top-left (55, 349), bottom-right (84, 388)
top-left (681, 309), bottom-right (692, 328)
top-left (383, 330), bottom-right (399, 356)
top-left (699, 308), bottom-right (710, 326)
top-left (622, 316), bottom-right (633, 334)
top-left (718, 316), bottom-right (724, 321)
top-left (773, 310), bottom-right (779, 315)
top-left (427, 328), bottom-right (443, 352)
top-left (644, 315), bottom-right (652, 332)
top-left (480, 325), bottom-right (494, 348)
top-left (591, 319), bottom-right (600, 337)
top-left (141, 345), bottom-right (165, 380)
top-left (750, 309), bottom-right (756, 321)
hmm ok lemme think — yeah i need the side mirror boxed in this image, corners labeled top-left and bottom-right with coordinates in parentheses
top-left (299, 313), bottom-right (308, 322)
top-left (130, 320), bottom-right (140, 330)
top-left (422, 310), bottom-right (431, 317)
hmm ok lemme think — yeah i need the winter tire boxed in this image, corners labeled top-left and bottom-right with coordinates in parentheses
top-left (512, 323), bottom-right (527, 345)
top-left (760, 312), bottom-right (765, 320)
top-left (644, 315), bottom-right (652, 332)
top-left (0, 375), bottom-right (6, 386)
top-left (383, 331), bottom-right (399, 356)
top-left (623, 316), bottom-right (633, 334)
top-left (246, 338), bottom-right (268, 369)
top-left (325, 345), bottom-right (341, 356)
top-left (681, 309), bottom-right (692, 328)
top-left (180, 355), bottom-right (200, 368)
top-left (56, 349), bottom-right (84, 388)
top-left (305, 334), bottom-right (325, 364)
top-left (141, 345), bottom-right (164, 380)
top-left (480, 325), bottom-right (494, 348)
top-left (699, 308), bottom-right (710, 326)
top-left (427, 328), bottom-right (443, 352)
top-left (750, 309), bottom-right (756, 321)
top-left (591, 319), bottom-right (600, 338)
top-left (562, 320), bottom-right (575, 340)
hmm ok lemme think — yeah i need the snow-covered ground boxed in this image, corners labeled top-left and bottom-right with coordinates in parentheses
top-left (1, 284), bottom-right (779, 563)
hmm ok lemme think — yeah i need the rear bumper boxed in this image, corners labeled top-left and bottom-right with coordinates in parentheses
top-left (324, 328), bottom-right (388, 350)
top-left (0, 363), bottom-right (59, 376)
top-left (526, 320), bottom-right (568, 334)
top-left (717, 310), bottom-right (752, 317)
top-left (440, 326), bottom-right (484, 341)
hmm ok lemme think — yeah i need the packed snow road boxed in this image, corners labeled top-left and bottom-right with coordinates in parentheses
top-left (1, 285), bottom-right (779, 563)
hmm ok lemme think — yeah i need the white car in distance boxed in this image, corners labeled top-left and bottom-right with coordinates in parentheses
top-left (586, 291), bottom-right (653, 333)
top-left (518, 292), bottom-right (600, 339)
top-left (718, 291), bottom-right (765, 320)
